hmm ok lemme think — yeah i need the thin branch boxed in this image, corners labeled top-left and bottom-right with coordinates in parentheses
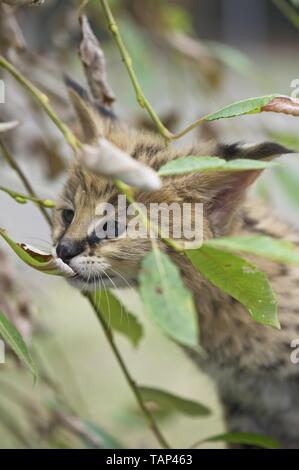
top-left (271, 0), bottom-right (299, 31)
top-left (85, 292), bottom-right (171, 449)
top-left (0, 139), bottom-right (52, 225)
top-left (99, 0), bottom-right (173, 141)
top-left (0, 184), bottom-right (54, 208)
top-left (99, 0), bottom-right (213, 141)
top-left (0, 51), bottom-right (174, 449)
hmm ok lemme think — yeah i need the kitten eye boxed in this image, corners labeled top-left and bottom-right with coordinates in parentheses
top-left (62, 208), bottom-right (74, 226)
top-left (101, 220), bottom-right (124, 238)
top-left (114, 221), bottom-right (125, 238)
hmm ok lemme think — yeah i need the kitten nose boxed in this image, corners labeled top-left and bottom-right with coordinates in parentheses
top-left (56, 239), bottom-right (85, 264)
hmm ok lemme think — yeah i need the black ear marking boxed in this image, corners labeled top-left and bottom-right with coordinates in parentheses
top-left (64, 75), bottom-right (117, 121)
top-left (216, 141), bottom-right (294, 161)
top-left (64, 75), bottom-right (89, 100)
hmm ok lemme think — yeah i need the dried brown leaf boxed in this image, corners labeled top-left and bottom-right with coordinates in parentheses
top-left (79, 15), bottom-right (115, 108)
top-left (261, 95), bottom-right (299, 117)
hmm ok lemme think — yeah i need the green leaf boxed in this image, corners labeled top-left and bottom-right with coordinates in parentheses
top-left (92, 290), bottom-right (143, 347)
top-left (0, 228), bottom-right (61, 276)
top-left (0, 311), bottom-right (37, 380)
top-left (197, 432), bottom-right (280, 449)
top-left (274, 167), bottom-right (299, 211)
top-left (158, 156), bottom-right (225, 176)
top-left (186, 246), bottom-right (279, 328)
top-left (203, 94), bottom-right (277, 121)
top-left (223, 159), bottom-right (279, 171)
top-left (139, 386), bottom-right (210, 417)
top-left (139, 247), bottom-right (199, 348)
top-left (158, 156), bottom-right (278, 176)
top-left (206, 235), bottom-right (299, 265)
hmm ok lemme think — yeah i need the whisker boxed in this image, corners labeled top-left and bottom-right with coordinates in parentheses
top-left (107, 266), bottom-right (135, 292)
top-left (98, 271), bottom-right (112, 330)
top-left (102, 268), bottom-right (126, 327)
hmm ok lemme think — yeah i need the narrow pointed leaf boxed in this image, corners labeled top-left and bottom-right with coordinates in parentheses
top-left (204, 95), bottom-right (277, 121)
top-left (139, 248), bottom-right (199, 348)
top-left (139, 386), bottom-right (210, 417)
top-left (203, 94), bottom-right (299, 122)
top-left (158, 156), bottom-right (278, 176)
top-left (206, 235), bottom-right (299, 265)
top-left (0, 228), bottom-right (73, 276)
top-left (92, 290), bottom-right (143, 347)
top-left (187, 246), bottom-right (279, 328)
top-left (158, 156), bottom-right (226, 176)
top-left (0, 311), bottom-right (37, 380)
top-left (197, 432), bottom-right (279, 449)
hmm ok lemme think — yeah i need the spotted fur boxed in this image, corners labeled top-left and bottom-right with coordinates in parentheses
top-left (52, 83), bottom-right (299, 448)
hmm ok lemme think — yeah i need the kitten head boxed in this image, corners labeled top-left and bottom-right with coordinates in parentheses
top-left (52, 79), bottom-right (290, 291)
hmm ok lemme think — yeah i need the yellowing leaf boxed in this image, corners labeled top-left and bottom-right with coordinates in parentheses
top-left (0, 228), bottom-right (70, 276)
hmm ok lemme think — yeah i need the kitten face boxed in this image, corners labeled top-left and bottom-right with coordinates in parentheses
top-left (52, 163), bottom-right (154, 290)
top-left (52, 130), bottom-right (211, 291)
top-left (52, 128), bottom-right (287, 291)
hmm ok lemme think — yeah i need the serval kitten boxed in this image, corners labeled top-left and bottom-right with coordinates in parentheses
top-left (52, 80), bottom-right (299, 448)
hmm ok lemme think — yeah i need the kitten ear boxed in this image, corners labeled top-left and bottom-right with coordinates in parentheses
top-left (64, 76), bottom-right (117, 143)
top-left (204, 142), bottom-right (293, 235)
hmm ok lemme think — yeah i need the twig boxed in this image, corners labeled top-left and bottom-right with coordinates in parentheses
top-left (0, 52), bottom-right (173, 450)
top-left (0, 184), bottom-right (54, 208)
top-left (98, 0), bottom-right (213, 141)
top-left (271, 0), bottom-right (299, 31)
top-left (99, 0), bottom-right (172, 141)
top-left (0, 139), bottom-right (52, 225)
top-left (86, 292), bottom-right (171, 449)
